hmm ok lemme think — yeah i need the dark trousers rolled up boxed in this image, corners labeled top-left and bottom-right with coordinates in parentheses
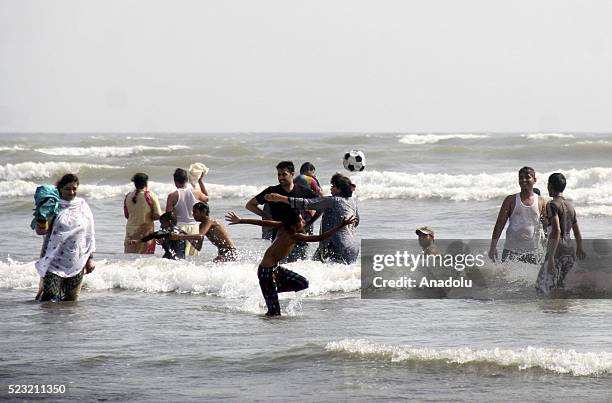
top-left (257, 265), bottom-right (309, 316)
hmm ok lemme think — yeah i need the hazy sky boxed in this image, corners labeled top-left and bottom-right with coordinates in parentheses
top-left (1, 0), bottom-right (611, 133)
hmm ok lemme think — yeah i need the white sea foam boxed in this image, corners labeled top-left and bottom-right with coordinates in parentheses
top-left (350, 168), bottom-right (612, 206)
top-left (522, 133), bottom-right (575, 140)
top-left (34, 145), bottom-right (189, 157)
top-left (576, 206), bottom-right (612, 217)
top-left (0, 258), bottom-right (360, 301)
top-left (352, 170), bottom-right (516, 201)
top-left (0, 145), bottom-right (27, 152)
top-left (398, 134), bottom-right (489, 145)
top-left (0, 162), bottom-right (120, 181)
top-left (4, 168), bottom-right (612, 212)
top-left (325, 339), bottom-right (612, 376)
top-left (0, 180), bottom-right (261, 200)
top-left (0, 180), bottom-right (38, 198)
top-left (573, 140), bottom-right (612, 146)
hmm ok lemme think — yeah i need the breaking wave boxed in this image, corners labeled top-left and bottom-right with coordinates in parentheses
top-left (0, 257), bottom-right (360, 301)
top-left (325, 339), bottom-right (612, 376)
top-left (522, 133), bottom-right (575, 140)
top-left (0, 180), bottom-right (261, 200)
top-left (351, 168), bottom-right (612, 206)
top-left (34, 145), bottom-right (189, 157)
top-left (0, 162), bottom-right (120, 181)
top-left (4, 167), bottom-right (612, 215)
top-left (398, 134), bottom-right (490, 145)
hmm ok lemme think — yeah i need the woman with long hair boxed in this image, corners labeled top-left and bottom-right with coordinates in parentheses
top-left (124, 173), bottom-right (162, 253)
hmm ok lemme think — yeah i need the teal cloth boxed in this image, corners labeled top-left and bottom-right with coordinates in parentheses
top-left (30, 185), bottom-right (60, 229)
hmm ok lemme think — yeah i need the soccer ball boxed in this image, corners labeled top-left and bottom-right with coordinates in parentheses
top-left (342, 150), bottom-right (366, 172)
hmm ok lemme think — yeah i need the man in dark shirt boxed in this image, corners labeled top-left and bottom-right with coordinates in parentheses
top-left (245, 161), bottom-right (318, 261)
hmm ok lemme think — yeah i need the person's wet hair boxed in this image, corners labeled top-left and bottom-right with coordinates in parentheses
top-left (518, 166), bottom-right (536, 177)
top-left (56, 173), bottom-right (79, 190)
top-left (160, 211), bottom-right (177, 225)
top-left (173, 168), bottom-right (188, 184)
top-left (276, 161), bottom-right (295, 173)
top-left (132, 173), bottom-right (148, 189)
top-left (131, 173), bottom-right (149, 203)
top-left (280, 210), bottom-right (301, 230)
top-left (331, 173), bottom-right (353, 197)
top-left (193, 202), bottom-right (210, 216)
top-left (548, 173), bottom-right (567, 193)
top-left (300, 162), bottom-right (315, 175)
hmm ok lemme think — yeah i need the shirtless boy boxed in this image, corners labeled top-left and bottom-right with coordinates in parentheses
top-left (192, 202), bottom-right (237, 262)
top-left (225, 210), bottom-right (356, 316)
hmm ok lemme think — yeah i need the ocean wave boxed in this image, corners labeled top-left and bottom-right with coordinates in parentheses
top-left (34, 145), bottom-right (189, 157)
top-left (575, 206), bottom-right (612, 217)
top-left (325, 339), bottom-right (612, 376)
top-left (0, 180), bottom-right (261, 200)
top-left (574, 140), bottom-right (612, 146)
top-left (350, 168), bottom-right (612, 205)
top-left (0, 162), bottom-right (120, 181)
top-left (4, 168), bottom-right (612, 208)
top-left (0, 145), bottom-right (27, 152)
top-left (398, 134), bottom-right (490, 145)
top-left (522, 133), bottom-right (575, 140)
top-left (0, 180), bottom-right (38, 198)
top-left (0, 258), bottom-right (360, 303)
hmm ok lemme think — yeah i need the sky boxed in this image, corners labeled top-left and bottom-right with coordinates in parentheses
top-left (0, 0), bottom-right (611, 133)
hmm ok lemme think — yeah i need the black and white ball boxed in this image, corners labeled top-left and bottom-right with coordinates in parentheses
top-left (342, 150), bottom-right (366, 172)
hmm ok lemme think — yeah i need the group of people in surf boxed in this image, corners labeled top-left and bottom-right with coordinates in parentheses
top-left (487, 167), bottom-right (586, 294)
top-left (419, 166), bottom-right (587, 294)
top-left (32, 161), bottom-right (360, 315)
top-left (32, 161), bottom-right (585, 312)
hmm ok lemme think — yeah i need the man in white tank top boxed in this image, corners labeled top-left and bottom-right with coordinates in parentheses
top-left (488, 166), bottom-right (546, 264)
top-left (166, 168), bottom-right (209, 256)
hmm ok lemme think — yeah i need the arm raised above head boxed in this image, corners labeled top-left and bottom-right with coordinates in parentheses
top-left (196, 175), bottom-right (209, 202)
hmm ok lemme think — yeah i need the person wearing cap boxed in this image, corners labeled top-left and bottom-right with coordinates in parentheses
top-left (488, 166), bottom-right (546, 264)
top-left (416, 226), bottom-right (441, 256)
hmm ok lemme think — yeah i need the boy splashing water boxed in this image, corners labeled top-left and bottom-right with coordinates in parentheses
top-left (225, 210), bottom-right (356, 316)
top-left (192, 202), bottom-right (237, 262)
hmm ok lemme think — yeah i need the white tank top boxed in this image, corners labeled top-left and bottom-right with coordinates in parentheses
top-left (174, 186), bottom-right (198, 225)
top-left (504, 193), bottom-right (541, 253)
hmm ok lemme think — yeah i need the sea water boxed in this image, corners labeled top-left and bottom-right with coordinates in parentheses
top-left (1, 132), bottom-right (612, 401)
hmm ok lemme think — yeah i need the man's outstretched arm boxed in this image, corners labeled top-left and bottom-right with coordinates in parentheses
top-left (225, 211), bottom-right (282, 228)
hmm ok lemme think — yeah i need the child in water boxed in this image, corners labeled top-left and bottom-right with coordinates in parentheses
top-left (225, 210), bottom-right (356, 316)
top-left (141, 212), bottom-right (202, 260)
top-left (192, 202), bottom-right (237, 262)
